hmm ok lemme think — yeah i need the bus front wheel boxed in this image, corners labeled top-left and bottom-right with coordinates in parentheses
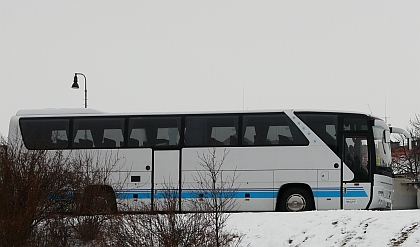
top-left (278, 187), bottom-right (314, 212)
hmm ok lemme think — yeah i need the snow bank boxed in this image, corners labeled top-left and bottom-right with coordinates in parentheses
top-left (228, 210), bottom-right (420, 246)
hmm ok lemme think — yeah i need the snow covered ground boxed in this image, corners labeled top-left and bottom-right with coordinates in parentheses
top-left (227, 210), bottom-right (420, 247)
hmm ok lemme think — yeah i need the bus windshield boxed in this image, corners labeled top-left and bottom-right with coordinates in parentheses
top-left (373, 125), bottom-right (392, 168)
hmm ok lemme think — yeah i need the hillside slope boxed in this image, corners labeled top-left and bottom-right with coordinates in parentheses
top-left (228, 210), bottom-right (420, 246)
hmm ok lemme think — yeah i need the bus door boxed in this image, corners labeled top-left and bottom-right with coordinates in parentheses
top-left (341, 135), bottom-right (371, 209)
top-left (152, 148), bottom-right (181, 210)
top-left (122, 148), bottom-right (180, 211)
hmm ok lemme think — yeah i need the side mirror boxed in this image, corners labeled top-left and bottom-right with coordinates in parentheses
top-left (390, 126), bottom-right (412, 149)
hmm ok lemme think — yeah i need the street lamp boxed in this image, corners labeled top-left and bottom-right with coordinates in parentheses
top-left (72, 73), bottom-right (87, 108)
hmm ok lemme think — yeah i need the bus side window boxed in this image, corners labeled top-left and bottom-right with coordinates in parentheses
top-left (73, 129), bottom-right (94, 148)
top-left (128, 117), bottom-right (181, 148)
top-left (243, 126), bottom-right (256, 145)
top-left (72, 117), bottom-right (124, 149)
top-left (77, 138), bottom-right (94, 148)
top-left (20, 118), bottom-right (70, 150)
top-left (295, 113), bottom-right (338, 153)
top-left (50, 130), bottom-right (69, 148)
top-left (129, 128), bottom-right (146, 147)
top-left (211, 126), bottom-right (237, 146)
top-left (103, 129), bottom-right (123, 148)
top-left (184, 118), bottom-right (206, 146)
top-left (242, 114), bottom-right (308, 146)
top-left (185, 116), bottom-right (238, 147)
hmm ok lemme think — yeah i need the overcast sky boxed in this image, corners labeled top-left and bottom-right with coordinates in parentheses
top-left (1, 1), bottom-right (419, 137)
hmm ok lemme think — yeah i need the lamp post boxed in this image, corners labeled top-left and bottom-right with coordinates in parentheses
top-left (72, 73), bottom-right (87, 108)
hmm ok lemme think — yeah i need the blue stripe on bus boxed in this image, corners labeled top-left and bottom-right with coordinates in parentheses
top-left (116, 190), bottom-right (151, 199)
top-left (115, 187), bottom-right (368, 199)
top-left (180, 190), bottom-right (275, 199)
top-left (313, 187), bottom-right (368, 198)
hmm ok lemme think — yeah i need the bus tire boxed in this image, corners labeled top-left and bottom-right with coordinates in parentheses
top-left (278, 187), bottom-right (314, 212)
top-left (80, 185), bottom-right (117, 215)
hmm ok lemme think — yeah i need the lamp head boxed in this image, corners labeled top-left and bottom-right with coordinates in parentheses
top-left (72, 74), bottom-right (79, 89)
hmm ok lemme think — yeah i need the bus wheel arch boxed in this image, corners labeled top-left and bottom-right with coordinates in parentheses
top-left (80, 185), bottom-right (117, 215)
top-left (276, 184), bottom-right (315, 212)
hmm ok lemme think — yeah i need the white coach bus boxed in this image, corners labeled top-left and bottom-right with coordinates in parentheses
top-left (8, 109), bottom-right (397, 212)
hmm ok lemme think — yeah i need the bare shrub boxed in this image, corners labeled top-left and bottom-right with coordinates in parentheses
top-left (124, 189), bottom-right (215, 247)
top-left (29, 214), bottom-right (115, 247)
top-left (0, 136), bottom-right (124, 246)
top-left (30, 215), bottom-right (73, 247)
top-left (392, 115), bottom-right (419, 177)
top-left (108, 190), bottom-right (243, 247)
top-left (0, 135), bottom-right (244, 246)
top-left (0, 137), bottom-right (80, 246)
top-left (193, 148), bottom-right (241, 247)
top-left (105, 148), bottom-right (244, 247)
top-left (72, 215), bottom-right (109, 245)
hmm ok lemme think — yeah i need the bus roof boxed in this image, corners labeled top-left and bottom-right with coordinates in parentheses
top-left (16, 108), bottom-right (105, 116)
top-left (14, 108), bottom-right (379, 119)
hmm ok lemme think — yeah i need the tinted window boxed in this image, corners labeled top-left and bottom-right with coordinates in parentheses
top-left (185, 116), bottom-right (239, 146)
top-left (295, 113), bottom-right (338, 153)
top-left (128, 117), bottom-right (181, 147)
top-left (72, 117), bottom-right (125, 148)
top-left (343, 117), bottom-right (368, 131)
top-left (345, 136), bottom-right (370, 181)
top-left (20, 118), bottom-right (70, 149)
top-left (242, 114), bottom-right (308, 146)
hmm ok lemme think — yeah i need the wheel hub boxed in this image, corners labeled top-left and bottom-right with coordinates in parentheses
top-left (286, 194), bottom-right (306, 211)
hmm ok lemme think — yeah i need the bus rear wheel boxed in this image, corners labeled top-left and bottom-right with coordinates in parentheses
top-left (278, 187), bottom-right (314, 212)
top-left (80, 185), bottom-right (117, 215)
